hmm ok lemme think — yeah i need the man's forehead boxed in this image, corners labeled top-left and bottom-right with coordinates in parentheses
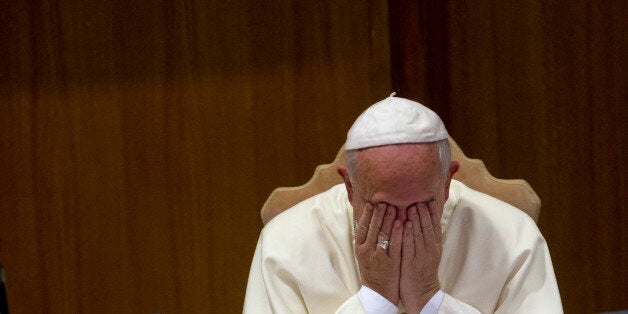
top-left (356, 143), bottom-right (440, 175)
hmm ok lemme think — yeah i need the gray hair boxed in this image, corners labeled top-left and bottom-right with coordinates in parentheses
top-left (345, 139), bottom-right (451, 185)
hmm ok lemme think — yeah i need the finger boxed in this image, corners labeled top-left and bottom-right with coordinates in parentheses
top-left (388, 220), bottom-right (403, 259)
top-left (418, 203), bottom-right (436, 252)
top-left (407, 205), bottom-right (422, 239)
top-left (355, 203), bottom-right (373, 245)
top-left (428, 201), bottom-right (442, 245)
top-left (366, 203), bottom-right (387, 247)
top-left (379, 205), bottom-right (396, 241)
top-left (402, 220), bottom-right (415, 263)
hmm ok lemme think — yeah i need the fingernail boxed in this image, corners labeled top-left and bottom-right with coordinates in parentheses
top-left (419, 203), bottom-right (429, 212)
top-left (428, 201), bottom-right (438, 211)
top-left (407, 206), bottom-right (416, 216)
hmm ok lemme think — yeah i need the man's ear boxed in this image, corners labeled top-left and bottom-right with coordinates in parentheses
top-left (337, 166), bottom-right (354, 203)
top-left (444, 161), bottom-right (460, 201)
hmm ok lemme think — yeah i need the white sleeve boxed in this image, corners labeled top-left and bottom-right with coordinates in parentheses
top-left (357, 286), bottom-right (398, 314)
top-left (420, 290), bottom-right (445, 314)
top-left (356, 287), bottom-right (447, 314)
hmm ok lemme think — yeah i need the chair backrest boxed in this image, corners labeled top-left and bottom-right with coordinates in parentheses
top-left (261, 137), bottom-right (541, 225)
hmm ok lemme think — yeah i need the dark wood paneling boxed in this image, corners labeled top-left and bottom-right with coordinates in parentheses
top-left (0, 0), bottom-right (391, 312)
top-left (389, 0), bottom-right (451, 121)
top-left (2, 0), bottom-right (624, 312)
top-left (391, 0), bottom-right (627, 312)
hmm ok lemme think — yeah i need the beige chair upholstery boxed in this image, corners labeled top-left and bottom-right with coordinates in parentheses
top-left (261, 138), bottom-right (541, 225)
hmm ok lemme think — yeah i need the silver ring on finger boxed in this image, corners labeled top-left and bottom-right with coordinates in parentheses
top-left (378, 240), bottom-right (390, 250)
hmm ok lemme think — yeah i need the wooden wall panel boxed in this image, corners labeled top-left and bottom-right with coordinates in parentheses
top-left (0, 0), bottom-right (391, 312)
top-left (389, 0), bottom-right (450, 120)
top-left (391, 0), bottom-right (626, 312)
top-left (3, 0), bottom-right (623, 312)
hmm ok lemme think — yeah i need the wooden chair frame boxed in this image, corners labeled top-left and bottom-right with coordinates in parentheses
top-left (261, 138), bottom-right (541, 225)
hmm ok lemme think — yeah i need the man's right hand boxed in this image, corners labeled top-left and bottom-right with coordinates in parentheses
top-left (355, 202), bottom-right (403, 305)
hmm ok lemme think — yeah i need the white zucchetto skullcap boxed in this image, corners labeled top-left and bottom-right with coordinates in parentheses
top-left (345, 93), bottom-right (448, 150)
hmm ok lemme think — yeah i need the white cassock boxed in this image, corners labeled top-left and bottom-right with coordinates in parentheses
top-left (244, 180), bottom-right (563, 313)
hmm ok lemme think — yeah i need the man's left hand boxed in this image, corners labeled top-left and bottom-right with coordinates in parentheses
top-left (399, 201), bottom-right (443, 313)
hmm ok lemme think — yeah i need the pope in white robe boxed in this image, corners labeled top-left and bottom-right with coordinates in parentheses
top-left (244, 95), bottom-right (562, 313)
